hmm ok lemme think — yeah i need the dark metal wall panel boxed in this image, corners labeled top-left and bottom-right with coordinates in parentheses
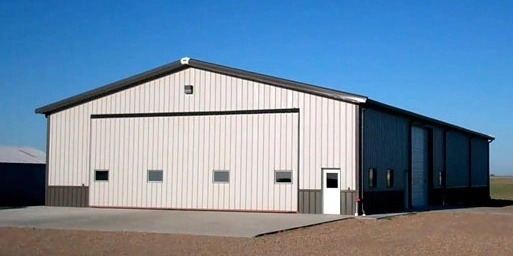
top-left (363, 108), bottom-right (409, 190)
top-left (341, 191), bottom-right (356, 215)
top-left (446, 131), bottom-right (470, 188)
top-left (0, 163), bottom-right (45, 206)
top-left (362, 190), bottom-right (405, 214)
top-left (47, 186), bottom-right (89, 207)
top-left (431, 127), bottom-right (444, 188)
top-left (445, 187), bottom-right (490, 206)
top-left (298, 190), bottom-right (321, 214)
top-left (471, 138), bottom-right (489, 187)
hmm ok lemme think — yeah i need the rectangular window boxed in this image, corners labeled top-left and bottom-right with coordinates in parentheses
top-left (368, 168), bottom-right (376, 188)
top-left (386, 169), bottom-right (394, 188)
top-left (213, 170), bottom-right (229, 183)
top-left (148, 170), bottom-right (163, 182)
top-left (326, 173), bottom-right (339, 188)
top-left (275, 170), bottom-right (293, 183)
top-left (95, 170), bottom-right (109, 181)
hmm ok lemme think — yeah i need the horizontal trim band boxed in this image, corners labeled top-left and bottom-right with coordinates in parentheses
top-left (91, 108), bottom-right (299, 119)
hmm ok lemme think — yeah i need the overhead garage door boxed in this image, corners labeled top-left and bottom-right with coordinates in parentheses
top-left (89, 112), bottom-right (299, 212)
top-left (411, 126), bottom-right (428, 207)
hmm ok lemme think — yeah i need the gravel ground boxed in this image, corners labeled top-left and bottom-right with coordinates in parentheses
top-left (1, 209), bottom-right (513, 256)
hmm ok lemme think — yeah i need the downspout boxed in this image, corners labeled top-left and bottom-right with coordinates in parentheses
top-left (443, 130), bottom-right (447, 206)
top-left (487, 137), bottom-right (495, 201)
top-left (360, 107), bottom-right (366, 216)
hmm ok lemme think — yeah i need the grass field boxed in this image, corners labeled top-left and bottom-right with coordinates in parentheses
top-left (490, 176), bottom-right (513, 200)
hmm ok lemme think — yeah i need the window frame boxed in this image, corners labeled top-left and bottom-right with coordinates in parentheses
top-left (147, 170), bottom-right (164, 183)
top-left (386, 169), bottom-right (394, 188)
top-left (274, 170), bottom-right (293, 184)
top-left (368, 168), bottom-right (377, 188)
top-left (213, 170), bottom-right (230, 183)
top-left (94, 169), bottom-right (109, 182)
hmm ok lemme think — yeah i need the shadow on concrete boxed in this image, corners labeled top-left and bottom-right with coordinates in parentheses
top-left (487, 199), bottom-right (513, 208)
top-left (0, 206), bottom-right (27, 210)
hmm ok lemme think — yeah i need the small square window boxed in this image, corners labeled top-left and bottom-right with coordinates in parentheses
top-left (213, 170), bottom-right (229, 183)
top-left (95, 170), bottom-right (109, 181)
top-left (275, 170), bottom-right (292, 183)
top-left (148, 170), bottom-right (163, 182)
top-left (386, 169), bottom-right (394, 188)
top-left (368, 168), bottom-right (377, 188)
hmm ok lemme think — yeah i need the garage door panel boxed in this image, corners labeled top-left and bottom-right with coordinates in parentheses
top-left (411, 126), bottom-right (428, 207)
top-left (90, 113), bottom-right (298, 211)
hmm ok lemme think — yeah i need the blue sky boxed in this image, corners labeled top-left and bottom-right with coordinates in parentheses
top-left (0, 1), bottom-right (511, 174)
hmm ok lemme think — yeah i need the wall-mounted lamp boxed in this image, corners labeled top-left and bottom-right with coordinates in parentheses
top-left (184, 85), bottom-right (193, 94)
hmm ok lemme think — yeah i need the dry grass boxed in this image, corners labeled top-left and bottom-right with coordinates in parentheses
top-left (491, 176), bottom-right (513, 200)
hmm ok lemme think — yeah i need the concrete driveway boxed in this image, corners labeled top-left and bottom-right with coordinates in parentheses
top-left (0, 207), bottom-right (352, 238)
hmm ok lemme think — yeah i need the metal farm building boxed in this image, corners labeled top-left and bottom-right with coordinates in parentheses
top-left (0, 146), bottom-right (46, 206)
top-left (36, 57), bottom-right (494, 215)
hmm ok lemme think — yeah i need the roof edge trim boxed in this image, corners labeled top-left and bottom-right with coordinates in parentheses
top-left (35, 57), bottom-right (367, 115)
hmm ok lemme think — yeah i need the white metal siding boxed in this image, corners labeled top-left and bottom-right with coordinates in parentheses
top-left (90, 113), bottom-right (298, 211)
top-left (411, 126), bottom-right (428, 207)
top-left (446, 131), bottom-right (470, 188)
top-left (471, 138), bottom-right (489, 187)
top-left (47, 68), bottom-right (358, 208)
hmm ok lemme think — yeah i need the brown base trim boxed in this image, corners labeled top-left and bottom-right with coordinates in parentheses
top-left (298, 189), bottom-right (322, 214)
top-left (299, 189), bottom-right (357, 215)
top-left (47, 186), bottom-right (89, 207)
top-left (90, 206), bottom-right (296, 213)
top-left (341, 190), bottom-right (357, 215)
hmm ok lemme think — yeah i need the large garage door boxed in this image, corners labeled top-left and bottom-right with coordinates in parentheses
top-left (411, 126), bottom-right (428, 207)
top-left (89, 112), bottom-right (299, 212)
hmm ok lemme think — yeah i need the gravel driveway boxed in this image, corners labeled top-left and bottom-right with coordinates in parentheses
top-left (1, 207), bottom-right (513, 256)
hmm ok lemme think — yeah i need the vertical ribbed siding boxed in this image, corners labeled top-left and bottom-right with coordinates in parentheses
top-left (431, 127), bottom-right (445, 188)
top-left (446, 131), bottom-right (470, 188)
top-left (46, 186), bottom-right (88, 207)
top-left (340, 191), bottom-right (357, 215)
top-left (298, 190), bottom-right (322, 214)
top-left (89, 113), bottom-right (298, 211)
top-left (48, 67), bottom-right (357, 210)
top-left (470, 138), bottom-right (488, 187)
top-left (363, 108), bottom-right (409, 190)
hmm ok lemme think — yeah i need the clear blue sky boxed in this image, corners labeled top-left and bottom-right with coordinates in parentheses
top-left (0, 1), bottom-right (511, 174)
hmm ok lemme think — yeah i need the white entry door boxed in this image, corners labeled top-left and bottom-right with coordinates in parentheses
top-left (322, 169), bottom-right (341, 214)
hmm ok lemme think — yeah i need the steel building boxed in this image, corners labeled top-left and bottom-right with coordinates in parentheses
top-left (0, 146), bottom-right (46, 206)
top-left (35, 57), bottom-right (494, 214)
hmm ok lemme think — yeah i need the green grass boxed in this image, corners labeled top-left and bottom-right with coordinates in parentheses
top-left (490, 177), bottom-right (513, 200)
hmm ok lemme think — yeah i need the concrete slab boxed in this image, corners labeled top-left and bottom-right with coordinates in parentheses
top-left (356, 212), bottom-right (413, 220)
top-left (0, 207), bottom-right (352, 237)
